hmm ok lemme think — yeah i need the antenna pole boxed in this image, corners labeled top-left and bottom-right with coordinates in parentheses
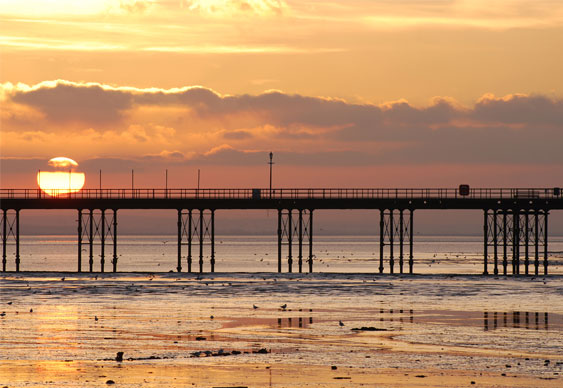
top-left (268, 152), bottom-right (274, 198)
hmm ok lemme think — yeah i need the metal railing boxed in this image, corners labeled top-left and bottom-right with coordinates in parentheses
top-left (0, 188), bottom-right (561, 200)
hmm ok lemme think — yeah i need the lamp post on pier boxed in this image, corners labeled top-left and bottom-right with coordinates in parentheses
top-left (269, 152), bottom-right (274, 198)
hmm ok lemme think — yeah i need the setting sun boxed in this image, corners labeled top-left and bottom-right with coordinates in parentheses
top-left (37, 157), bottom-right (85, 196)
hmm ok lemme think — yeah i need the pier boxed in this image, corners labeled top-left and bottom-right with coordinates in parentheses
top-left (1, 187), bottom-right (562, 274)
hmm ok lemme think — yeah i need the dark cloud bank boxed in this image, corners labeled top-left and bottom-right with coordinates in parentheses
top-left (6, 81), bottom-right (563, 165)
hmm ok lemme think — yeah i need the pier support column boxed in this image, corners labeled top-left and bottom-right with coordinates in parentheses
top-left (399, 210), bottom-right (404, 274)
top-left (100, 209), bottom-right (105, 273)
top-left (15, 210), bottom-right (20, 272)
top-left (534, 209), bottom-right (540, 275)
top-left (177, 209), bottom-right (182, 272)
top-left (112, 210), bottom-right (118, 273)
top-left (79, 209), bottom-right (118, 273)
top-left (277, 209), bottom-right (282, 273)
top-left (278, 209), bottom-right (313, 273)
top-left (379, 210), bottom-right (384, 274)
top-left (524, 211), bottom-right (529, 275)
top-left (493, 210), bottom-right (498, 275)
top-left (483, 209), bottom-right (489, 275)
top-left (78, 210), bottom-right (82, 272)
top-left (1, 209), bottom-right (20, 272)
top-left (544, 210), bottom-right (548, 275)
top-left (308, 210), bottom-right (314, 273)
top-left (298, 209), bottom-right (303, 273)
top-left (502, 211), bottom-right (508, 276)
top-left (409, 209), bottom-right (414, 274)
top-left (389, 210), bottom-right (394, 274)
top-left (380, 209), bottom-right (414, 274)
top-left (287, 210), bottom-right (293, 273)
top-left (2, 210), bottom-right (7, 272)
top-left (89, 209), bottom-right (94, 272)
top-left (210, 209), bottom-right (215, 273)
top-left (178, 209), bottom-right (195, 272)
top-left (178, 209), bottom-right (215, 273)
top-left (199, 209), bottom-right (204, 273)
top-left (513, 209), bottom-right (520, 275)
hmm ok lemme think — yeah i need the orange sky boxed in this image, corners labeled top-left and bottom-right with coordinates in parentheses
top-left (1, 0), bottom-right (563, 188)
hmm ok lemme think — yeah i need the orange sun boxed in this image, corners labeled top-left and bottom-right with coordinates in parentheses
top-left (37, 157), bottom-right (86, 196)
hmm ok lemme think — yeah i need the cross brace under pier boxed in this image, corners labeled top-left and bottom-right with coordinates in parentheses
top-left (483, 209), bottom-right (548, 276)
top-left (77, 209), bottom-right (118, 273)
top-left (1, 209), bottom-right (20, 272)
top-left (177, 209), bottom-right (215, 273)
top-left (278, 209), bottom-right (313, 273)
top-left (380, 209), bottom-right (414, 274)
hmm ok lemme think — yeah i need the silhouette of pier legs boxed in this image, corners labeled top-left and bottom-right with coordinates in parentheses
top-left (178, 209), bottom-right (215, 273)
top-left (379, 209), bottom-right (413, 274)
top-left (78, 209), bottom-right (117, 272)
top-left (484, 208), bottom-right (548, 275)
top-left (278, 209), bottom-right (313, 273)
top-left (1, 209), bottom-right (20, 272)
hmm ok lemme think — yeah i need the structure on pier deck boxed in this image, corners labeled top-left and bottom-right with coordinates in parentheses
top-left (1, 187), bottom-right (562, 274)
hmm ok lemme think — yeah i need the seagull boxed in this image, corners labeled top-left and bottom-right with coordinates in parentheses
top-left (339, 320), bottom-right (345, 327)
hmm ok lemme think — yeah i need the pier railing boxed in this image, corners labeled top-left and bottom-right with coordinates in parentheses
top-left (0, 187), bottom-right (561, 200)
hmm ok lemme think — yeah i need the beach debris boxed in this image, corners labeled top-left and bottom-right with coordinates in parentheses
top-left (105, 380), bottom-right (115, 385)
top-left (195, 336), bottom-right (206, 341)
top-left (339, 320), bottom-right (344, 327)
top-left (331, 366), bottom-right (337, 370)
top-left (7, 302), bottom-right (12, 305)
top-left (415, 375), bottom-right (426, 378)
top-left (351, 327), bottom-right (387, 331)
top-left (191, 348), bottom-right (267, 358)
top-left (253, 304), bottom-right (258, 309)
top-left (30, 309), bottom-right (33, 313)
top-left (0, 312), bottom-right (5, 317)
top-left (61, 277), bottom-right (65, 281)
top-left (95, 316), bottom-right (99, 321)
top-left (210, 315), bottom-right (214, 319)
top-left (115, 352), bottom-right (124, 362)
top-left (280, 304), bottom-right (287, 309)
top-left (333, 377), bottom-right (351, 380)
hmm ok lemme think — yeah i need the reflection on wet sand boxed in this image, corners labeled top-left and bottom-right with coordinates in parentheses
top-left (484, 311), bottom-right (554, 331)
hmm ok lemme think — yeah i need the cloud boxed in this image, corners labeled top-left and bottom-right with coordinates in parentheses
top-left (10, 80), bottom-right (133, 124)
top-left (2, 80), bottom-right (563, 167)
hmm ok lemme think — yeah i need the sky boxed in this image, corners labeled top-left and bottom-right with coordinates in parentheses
top-left (1, 0), bottom-right (562, 233)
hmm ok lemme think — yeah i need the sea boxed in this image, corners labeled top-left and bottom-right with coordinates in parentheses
top-left (6, 234), bottom-right (563, 274)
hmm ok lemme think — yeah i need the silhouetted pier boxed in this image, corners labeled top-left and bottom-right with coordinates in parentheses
top-left (1, 187), bottom-right (562, 274)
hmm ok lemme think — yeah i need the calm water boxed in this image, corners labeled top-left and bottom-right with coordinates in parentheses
top-left (5, 234), bottom-right (563, 274)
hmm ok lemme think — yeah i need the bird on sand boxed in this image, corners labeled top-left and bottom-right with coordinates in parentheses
top-left (339, 320), bottom-right (345, 327)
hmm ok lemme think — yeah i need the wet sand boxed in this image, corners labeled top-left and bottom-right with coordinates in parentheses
top-left (1, 273), bottom-right (562, 387)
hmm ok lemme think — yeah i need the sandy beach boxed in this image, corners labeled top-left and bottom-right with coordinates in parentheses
top-left (1, 273), bottom-right (562, 387)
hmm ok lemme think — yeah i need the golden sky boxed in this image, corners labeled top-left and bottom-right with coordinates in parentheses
top-left (1, 0), bottom-right (563, 188)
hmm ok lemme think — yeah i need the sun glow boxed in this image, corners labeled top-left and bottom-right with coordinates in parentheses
top-left (38, 157), bottom-right (85, 197)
